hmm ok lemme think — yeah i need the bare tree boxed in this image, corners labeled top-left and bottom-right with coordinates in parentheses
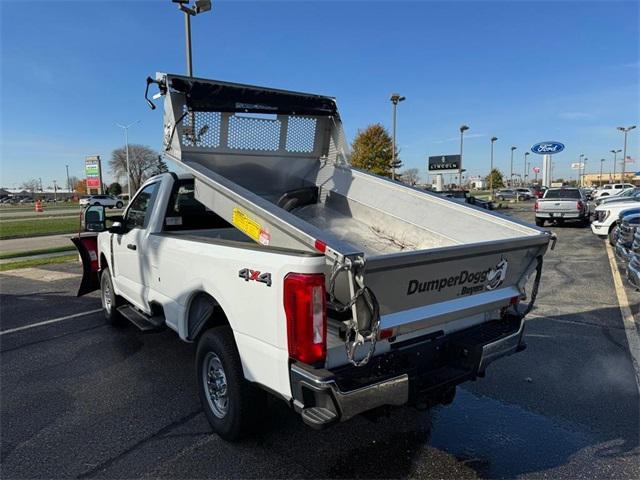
top-left (22, 178), bottom-right (40, 193)
top-left (400, 168), bottom-right (420, 186)
top-left (68, 176), bottom-right (79, 191)
top-left (109, 144), bottom-right (159, 192)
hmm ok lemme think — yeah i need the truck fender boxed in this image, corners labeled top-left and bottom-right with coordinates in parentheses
top-left (185, 291), bottom-right (228, 341)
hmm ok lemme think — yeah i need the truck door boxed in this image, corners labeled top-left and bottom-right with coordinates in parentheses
top-left (111, 182), bottom-right (159, 308)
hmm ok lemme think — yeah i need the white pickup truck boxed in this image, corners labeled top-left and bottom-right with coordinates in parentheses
top-left (72, 73), bottom-right (553, 440)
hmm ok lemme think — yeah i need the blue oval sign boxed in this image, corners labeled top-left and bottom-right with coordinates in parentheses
top-left (531, 141), bottom-right (565, 155)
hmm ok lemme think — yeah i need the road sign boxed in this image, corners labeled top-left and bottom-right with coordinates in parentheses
top-left (428, 154), bottom-right (461, 173)
top-left (531, 141), bottom-right (565, 155)
top-left (571, 162), bottom-right (583, 170)
top-left (532, 167), bottom-right (540, 173)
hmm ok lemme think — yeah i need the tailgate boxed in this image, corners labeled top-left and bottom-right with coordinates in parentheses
top-left (364, 236), bottom-right (549, 336)
top-left (538, 199), bottom-right (578, 213)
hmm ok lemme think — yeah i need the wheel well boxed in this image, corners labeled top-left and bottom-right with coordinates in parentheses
top-left (100, 253), bottom-right (109, 272)
top-left (186, 292), bottom-right (229, 341)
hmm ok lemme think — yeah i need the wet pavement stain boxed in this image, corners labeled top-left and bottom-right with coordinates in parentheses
top-left (429, 388), bottom-right (592, 478)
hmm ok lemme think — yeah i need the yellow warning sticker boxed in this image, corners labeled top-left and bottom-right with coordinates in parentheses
top-left (232, 208), bottom-right (267, 244)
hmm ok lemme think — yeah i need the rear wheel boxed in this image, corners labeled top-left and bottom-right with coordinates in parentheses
top-left (196, 327), bottom-right (265, 441)
top-left (116, 201), bottom-right (123, 209)
top-left (100, 267), bottom-right (124, 325)
top-left (535, 218), bottom-right (545, 227)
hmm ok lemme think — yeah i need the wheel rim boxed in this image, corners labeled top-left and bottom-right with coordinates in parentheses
top-left (202, 352), bottom-right (229, 418)
top-left (102, 277), bottom-right (112, 315)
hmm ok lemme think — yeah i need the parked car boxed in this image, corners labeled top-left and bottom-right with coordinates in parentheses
top-left (515, 188), bottom-right (533, 200)
top-left (582, 187), bottom-right (595, 200)
top-left (626, 228), bottom-right (640, 289)
top-left (79, 194), bottom-right (124, 209)
top-left (591, 199), bottom-right (640, 241)
top-left (596, 188), bottom-right (640, 206)
top-left (495, 189), bottom-right (527, 201)
top-left (614, 212), bottom-right (640, 261)
top-left (593, 183), bottom-right (635, 200)
top-left (534, 188), bottom-right (590, 227)
top-left (608, 208), bottom-right (640, 246)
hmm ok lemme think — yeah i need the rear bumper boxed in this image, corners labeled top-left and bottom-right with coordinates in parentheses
top-left (290, 316), bottom-right (525, 428)
top-left (536, 212), bottom-right (583, 219)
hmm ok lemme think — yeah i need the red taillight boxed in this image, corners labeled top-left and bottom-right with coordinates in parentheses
top-left (577, 200), bottom-right (584, 211)
top-left (534, 201), bottom-right (539, 211)
top-left (284, 273), bottom-right (327, 364)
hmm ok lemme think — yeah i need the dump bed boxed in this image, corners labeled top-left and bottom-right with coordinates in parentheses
top-left (152, 73), bottom-right (552, 364)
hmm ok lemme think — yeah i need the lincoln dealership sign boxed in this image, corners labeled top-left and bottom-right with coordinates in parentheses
top-left (531, 141), bottom-right (565, 155)
top-left (428, 154), bottom-right (461, 173)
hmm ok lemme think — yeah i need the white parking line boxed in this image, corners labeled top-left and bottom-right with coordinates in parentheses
top-left (605, 242), bottom-right (640, 396)
top-left (0, 308), bottom-right (103, 336)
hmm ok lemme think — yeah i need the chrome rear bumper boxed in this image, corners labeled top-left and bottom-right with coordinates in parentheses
top-left (290, 317), bottom-right (526, 428)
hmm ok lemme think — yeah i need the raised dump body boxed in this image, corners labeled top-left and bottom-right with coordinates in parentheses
top-left (151, 73), bottom-right (552, 365)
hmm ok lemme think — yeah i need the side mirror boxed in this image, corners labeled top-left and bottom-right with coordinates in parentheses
top-left (108, 221), bottom-right (127, 235)
top-left (82, 205), bottom-right (106, 232)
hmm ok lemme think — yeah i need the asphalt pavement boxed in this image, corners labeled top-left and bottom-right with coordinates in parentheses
top-left (1, 203), bottom-right (638, 479)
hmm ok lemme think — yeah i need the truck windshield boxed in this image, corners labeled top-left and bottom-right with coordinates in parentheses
top-left (544, 189), bottom-right (581, 199)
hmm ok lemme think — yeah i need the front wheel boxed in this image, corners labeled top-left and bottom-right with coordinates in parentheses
top-left (101, 267), bottom-right (124, 325)
top-left (93, 202), bottom-right (101, 206)
top-left (196, 327), bottom-right (265, 441)
top-left (608, 226), bottom-right (617, 246)
top-left (116, 201), bottom-right (123, 209)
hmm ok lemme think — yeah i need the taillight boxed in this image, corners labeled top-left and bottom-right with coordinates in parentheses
top-left (577, 200), bottom-right (584, 211)
top-left (284, 273), bottom-right (326, 364)
top-left (534, 201), bottom-right (539, 211)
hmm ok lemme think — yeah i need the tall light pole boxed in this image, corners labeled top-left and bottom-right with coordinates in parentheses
top-left (610, 149), bottom-right (621, 180)
top-left (116, 120), bottom-right (140, 199)
top-left (490, 136), bottom-right (498, 199)
top-left (578, 154), bottom-right (585, 186)
top-left (390, 93), bottom-right (405, 181)
top-left (65, 164), bottom-right (70, 193)
top-left (599, 158), bottom-right (605, 186)
top-left (581, 158), bottom-right (588, 187)
top-left (617, 125), bottom-right (637, 182)
top-left (510, 146), bottom-right (517, 187)
top-left (459, 125), bottom-right (469, 189)
top-left (523, 151), bottom-right (530, 186)
top-left (172, 0), bottom-right (212, 77)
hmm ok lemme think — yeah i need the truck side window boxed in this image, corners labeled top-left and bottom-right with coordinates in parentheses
top-left (126, 183), bottom-right (159, 230)
top-left (164, 179), bottom-right (230, 231)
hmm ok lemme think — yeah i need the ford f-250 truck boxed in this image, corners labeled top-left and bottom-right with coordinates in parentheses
top-left (72, 74), bottom-right (553, 440)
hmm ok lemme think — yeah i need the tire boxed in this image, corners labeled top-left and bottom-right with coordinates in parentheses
top-left (94, 202), bottom-right (101, 206)
top-left (608, 226), bottom-right (617, 246)
top-left (196, 327), bottom-right (265, 441)
top-left (116, 201), bottom-right (123, 209)
top-left (100, 267), bottom-right (124, 326)
top-left (535, 218), bottom-right (545, 227)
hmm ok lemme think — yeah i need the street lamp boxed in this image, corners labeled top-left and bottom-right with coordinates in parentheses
top-left (490, 136), bottom-right (498, 199)
top-left (65, 164), bottom-right (70, 193)
top-left (599, 158), bottom-right (605, 187)
top-left (172, 0), bottom-right (212, 77)
top-left (523, 152), bottom-right (530, 186)
top-left (116, 120), bottom-right (140, 199)
top-left (610, 149), bottom-right (621, 179)
top-left (459, 125), bottom-right (469, 189)
top-left (579, 154), bottom-right (585, 187)
top-left (617, 125), bottom-right (637, 182)
top-left (581, 158), bottom-right (588, 187)
top-left (389, 93), bottom-right (405, 181)
top-left (510, 146), bottom-right (517, 187)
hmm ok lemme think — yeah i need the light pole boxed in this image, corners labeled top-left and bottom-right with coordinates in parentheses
top-left (581, 158), bottom-right (588, 187)
top-left (490, 136), bottom-right (498, 199)
top-left (172, 0), bottom-right (212, 77)
top-left (523, 152), bottom-right (530, 186)
top-left (116, 120), bottom-right (140, 199)
top-left (52, 180), bottom-right (58, 203)
top-left (510, 146), bottom-right (517, 187)
top-left (599, 158), bottom-right (605, 186)
top-left (617, 125), bottom-right (636, 182)
top-left (458, 125), bottom-right (469, 189)
top-left (65, 164), bottom-right (70, 193)
top-left (390, 93), bottom-right (405, 181)
top-left (610, 149), bottom-right (621, 179)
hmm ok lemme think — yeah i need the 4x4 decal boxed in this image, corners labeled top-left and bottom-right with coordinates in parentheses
top-left (238, 268), bottom-right (272, 287)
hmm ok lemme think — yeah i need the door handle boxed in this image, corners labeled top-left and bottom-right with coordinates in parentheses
top-left (127, 244), bottom-right (137, 251)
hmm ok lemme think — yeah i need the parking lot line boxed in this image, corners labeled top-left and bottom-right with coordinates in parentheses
top-left (0, 308), bottom-right (103, 336)
top-left (605, 242), bottom-right (640, 395)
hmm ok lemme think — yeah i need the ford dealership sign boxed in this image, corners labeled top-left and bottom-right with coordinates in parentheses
top-left (531, 141), bottom-right (565, 155)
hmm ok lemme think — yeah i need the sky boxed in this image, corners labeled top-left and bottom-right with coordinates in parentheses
top-left (1, 0), bottom-right (639, 189)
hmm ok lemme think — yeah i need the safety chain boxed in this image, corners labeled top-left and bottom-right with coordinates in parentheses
top-left (327, 258), bottom-right (381, 367)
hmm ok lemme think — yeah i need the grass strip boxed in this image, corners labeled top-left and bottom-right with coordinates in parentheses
top-left (0, 245), bottom-right (76, 260)
top-left (0, 217), bottom-right (79, 240)
top-left (0, 254), bottom-right (78, 272)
